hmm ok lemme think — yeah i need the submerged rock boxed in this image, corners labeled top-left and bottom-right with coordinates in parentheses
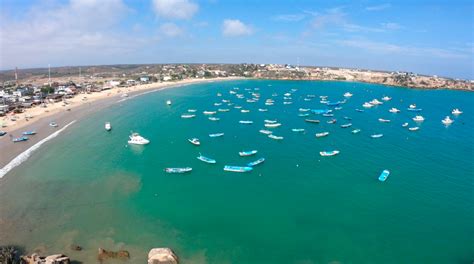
top-left (148, 248), bottom-right (178, 264)
top-left (69, 245), bottom-right (82, 251)
top-left (97, 248), bottom-right (130, 262)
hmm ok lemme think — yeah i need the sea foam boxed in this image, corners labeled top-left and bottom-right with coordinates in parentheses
top-left (0, 120), bottom-right (76, 179)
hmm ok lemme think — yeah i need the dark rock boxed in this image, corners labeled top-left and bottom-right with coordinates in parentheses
top-left (69, 245), bottom-right (82, 251)
top-left (97, 248), bottom-right (130, 263)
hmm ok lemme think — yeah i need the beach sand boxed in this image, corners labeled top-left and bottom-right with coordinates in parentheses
top-left (0, 77), bottom-right (242, 169)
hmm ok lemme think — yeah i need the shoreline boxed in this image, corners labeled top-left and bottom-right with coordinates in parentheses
top-left (0, 77), bottom-right (243, 172)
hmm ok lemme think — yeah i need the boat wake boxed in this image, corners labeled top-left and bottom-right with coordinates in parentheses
top-left (0, 120), bottom-right (77, 179)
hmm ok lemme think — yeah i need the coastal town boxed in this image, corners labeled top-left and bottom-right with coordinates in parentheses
top-left (1, 63), bottom-right (472, 122)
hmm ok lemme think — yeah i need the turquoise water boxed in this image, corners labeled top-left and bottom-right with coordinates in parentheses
top-left (0, 80), bottom-right (473, 263)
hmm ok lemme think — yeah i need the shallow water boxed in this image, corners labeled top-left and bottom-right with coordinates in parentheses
top-left (1, 80), bottom-right (473, 263)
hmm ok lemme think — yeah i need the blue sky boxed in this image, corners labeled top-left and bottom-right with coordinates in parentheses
top-left (0, 0), bottom-right (473, 79)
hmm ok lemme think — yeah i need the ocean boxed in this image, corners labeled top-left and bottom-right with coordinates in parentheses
top-left (0, 80), bottom-right (473, 263)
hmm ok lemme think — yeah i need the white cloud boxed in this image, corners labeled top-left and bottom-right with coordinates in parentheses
top-left (160, 22), bottom-right (184, 37)
top-left (310, 7), bottom-right (346, 29)
top-left (381, 22), bottom-right (402, 30)
top-left (273, 14), bottom-right (306, 22)
top-left (366, 3), bottom-right (391, 11)
top-left (222, 19), bottom-right (253, 37)
top-left (152, 0), bottom-right (198, 20)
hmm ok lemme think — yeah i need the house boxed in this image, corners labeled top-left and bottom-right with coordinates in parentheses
top-left (47, 94), bottom-right (64, 102)
top-left (140, 76), bottom-right (150, 82)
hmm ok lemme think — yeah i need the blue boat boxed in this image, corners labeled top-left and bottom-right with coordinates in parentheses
top-left (239, 150), bottom-right (257, 156)
top-left (12, 136), bottom-right (28, 143)
top-left (326, 101), bottom-right (341, 106)
top-left (197, 154), bottom-right (216, 164)
top-left (209, 133), bottom-right (224, 138)
top-left (223, 165), bottom-right (253, 172)
top-left (164, 167), bottom-right (192, 174)
top-left (378, 170), bottom-right (390, 182)
top-left (22, 130), bottom-right (37, 135)
top-left (311, 109), bottom-right (331, 115)
top-left (247, 158), bottom-right (265, 167)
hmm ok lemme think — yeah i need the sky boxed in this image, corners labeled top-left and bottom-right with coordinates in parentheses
top-left (0, 0), bottom-right (473, 79)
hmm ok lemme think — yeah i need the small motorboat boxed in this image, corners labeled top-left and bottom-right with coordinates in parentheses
top-left (209, 133), bottom-right (224, 138)
top-left (378, 118), bottom-right (391, 123)
top-left (452, 108), bottom-right (463, 115)
top-left (407, 108), bottom-right (422, 112)
top-left (370, 99), bottom-right (383, 105)
top-left (343, 92), bottom-right (353, 98)
top-left (218, 108), bottom-right (230, 112)
top-left (12, 136), bottom-right (29, 143)
top-left (239, 150), bottom-right (257, 156)
top-left (389, 108), bottom-right (400, 113)
top-left (268, 134), bottom-right (284, 140)
top-left (299, 108), bottom-right (310, 112)
top-left (166, 100), bottom-right (172, 105)
top-left (409, 104), bottom-right (417, 109)
top-left (351, 129), bottom-right (361, 134)
top-left (188, 138), bottom-right (201, 146)
top-left (181, 114), bottom-right (196, 118)
top-left (298, 113), bottom-right (310, 117)
top-left (241, 109), bottom-right (250, 113)
top-left (315, 132), bottom-right (329, 138)
top-left (320, 150), bottom-right (340, 157)
top-left (239, 120), bottom-right (253, 124)
top-left (105, 122), bottom-right (112, 131)
top-left (187, 109), bottom-right (197, 112)
top-left (305, 119), bottom-right (320, 124)
top-left (322, 113), bottom-right (334, 117)
top-left (382, 96), bottom-right (392, 101)
top-left (128, 133), bottom-right (150, 145)
top-left (413, 115), bottom-right (425, 122)
top-left (49, 122), bottom-right (58, 127)
top-left (264, 123), bottom-right (281, 128)
top-left (362, 102), bottom-right (374, 108)
top-left (197, 154), bottom-right (216, 164)
top-left (442, 116), bottom-right (454, 125)
top-left (214, 102), bottom-right (222, 106)
top-left (355, 109), bottom-right (364, 112)
top-left (208, 117), bottom-right (220, 121)
top-left (164, 167), bottom-right (192, 174)
top-left (408, 127), bottom-right (419, 131)
top-left (283, 101), bottom-right (293, 105)
top-left (224, 165), bottom-right (253, 172)
top-left (264, 120), bottom-right (278, 124)
top-left (258, 108), bottom-right (268, 112)
top-left (247, 158), bottom-right (265, 167)
top-left (311, 109), bottom-right (331, 115)
top-left (292, 128), bottom-right (305, 132)
top-left (340, 123), bottom-right (352, 128)
top-left (327, 119), bottom-right (337, 124)
top-left (259, 129), bottom-right (273, 135)
top-left (402, 122), bottom-right (409, 127)
top-left (22, 130), bottom-right (37, 135)
top-left (378, 170), bottom-right (390, 182)
top-left (371, 134), bottom-right (384, 138)
top-left (343, 116), bottom-right (352, 120)
top-left (203, 111), bottom-right (217, 115)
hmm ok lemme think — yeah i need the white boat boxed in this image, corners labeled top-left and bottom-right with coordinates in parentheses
top-left (382, 96), bottom-right (392, 101)
top-left (292, 128), bottom-right (305, 132)
top-left (217, 93), bottom-right (222, 97)
top-left (340, 123), bottom-right (352, 128)
top-left (371, 134), bottom-right (384, 138)
top-left (203, 111), bottom-right (216, 115)
top-left (165, 167), bottom-right (192, 174)
top-left (268, 134), bottom-right (284, 140)
top-left (166, 100), bottom-right (172, 105)
top-left (208, 117), bottom-right (220, 121)
top-left (181, 114), bottom-right (196, 119)
top-left (188, 138), bottom-right (200, 146)
top-left (315, 132), bottom-right (329, 138)
top-left (343, 92), bottom-right (353, 98)
top-left (264, 123), bottom-right (281, 128)
top-left (209, 133), bottom-right (224, 137)
top-left (351, 129), bottom-right (361, 134)
top-left (259, 129), bottom-right (273, 135)
top-left (442, 116), bottom-right (454, 125)
top-left (299, 108), bottom-right (310, 112)
top-left (239, 120), bottom-right (253, 124)
top-left (258, 108), bottom-right (268, 112)
top-left (187, 109), bottom-right (197, 112)
top-left (389, 108), bottom-right (400, 113)
top-left (378, 118), bottom-right (391, 123)
top-left (214, 102), bottom-right (222, 106)
top-left (320, 150), bottom-right (340, 156)
top-left (105, 122), bottom-right (112, 131)
top-left (239, 150), bottom-right (257, 156)
top-left (218, 108), bottom-right (230, 112)
top-left (409, 104), bottom-right (417, 109)
top-left (362, 102), bottom-right (374, 108)
top-left (264, 120), bottom-right (277, 124)
top-left (241, 109), bottom-right (250, 113)
top-left (452, 108), bottom-right (463, 115)
top-left (283, 101), bottom-right (293, 105)
top-left (370, 99), bottom-right (383, 105)
top-left (224, 165), bottom-right (253, 173)
top-left (128, 133), bottom-right (150, 145)
top-left (408, 127), bottom-right (419, 131)
top-left (413, 115), bottom-right (425, 122)
top-left (197, 154), bottom-right (216, 164)
top-left (402, 122), bottom-right (409, 127)
top-left (234, 106), bottom-right (242, 109)
top-left (378, 170), bottom-right (390, 182)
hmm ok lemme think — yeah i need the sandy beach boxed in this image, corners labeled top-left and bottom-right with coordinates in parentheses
top-left (0, 77), bottom-right (242, 170)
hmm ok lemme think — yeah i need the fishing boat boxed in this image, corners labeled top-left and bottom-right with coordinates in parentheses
top-left (409, 104), bottom-right (417, 109)
top-left (218, 108), bottom-right (230, 112)
top-left (442, 116), bottom-right (454, 125)
top-left (362, 102), bottom-right (374, 108)
top-left (241, 109), bottom-right (250, 113)
top-left (181, 114), bottom-right (196, 118)
top-left (315, 132), bottom-right (329, 138)
top-left (49, 121), bottom-right (58, 127)
top-left (187, 109), bottom-right (197, 112)
top-left (340, 123), bottom-right (352, 128)
top-left (327, 119), bottom-right (337, 124)
top-left (239, 120), bottom-right (253, 124)
top-left (264, 120), bottom-right (278, 124)
top-left (452, 108), bottom-right (463, 115)
top-left (164, 167), bottom-right (192, 174)
top-left (319, 150), bottom-right (340, 156)
top-left (22, 130), bottom-right (37, 135)
top-left (343, 92), bottom-right (353, 97)
top-left (389, 108), bottom-right (400, 113)
top-left (371, 134), bottom-right (384, 138)
top-left (311, 109), bottom-right (331, 115)
top-left (370, 99), bottom-right (383, 105)
top-left (239, 150), bottom-right (258, 156)
top-left (343, 116), bottom-right (352, 120)
top-left (283, 101), bottom-right (292, 105)
top-left (258, 108), bottom-right (268, 112)
top-left (0, 131), bottom-right (6, 136)
top-left (105, 122), bottom-right (112, 131)
top-left (166, 100), bottom-right (172, 105)
top-left (247, 158), bottom-right (265, 167)
top-left (304, 98), bottom-right (312, 101)
top-left (334, 107), bottom-right (342, 111)
top-left (208, 117), bottom-right (220, 121)
top-left (413, 115), bottom-right (425, 122)
top-left (305, 119), bottom-right (320, 124)
top-left (351, 129), bottom-right (361, 134)
top-left (322, 113), bottom-right (334, 117)
top-left (203, 111), bottom-right (216, 115)
top-left (299, 108), bottom-right (310, 112)
top-left (265, 102), bottom-right (274, 106)
top-left (12, 136), bottom-right (29, 142)
top-left (259, 129), bottom-right (273, 135)
top-left (298, 113), bottom-right (310, 117)
top-left (292, 128), bottom-right (305, 132)
top-left (128, 133), bottom-right (150, 145)
top-left (264, 123), bottom-right (281, 128)
top-left (268, 134), bottom-right (284, 140)
top-left (209, 133), bottom-right (224, 138)
top-left (378, 118), bottom-right (391, 123)
top-left (214, 103), bottom-right (222, 106)
top-left (408, 127), bottom-right (420, 131)
top-left (197, 154), bottom-right (216, 164)
top-left (382, 96), bottom-right (392, 101)
top-left (224, 165), bottom-right (253, 173)
top-left (378, 170), bottom-right (390, 182)
top-left (188, 138), bottom-right (200, 145)
top-left (402, 122), bottom-right (409, 127)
